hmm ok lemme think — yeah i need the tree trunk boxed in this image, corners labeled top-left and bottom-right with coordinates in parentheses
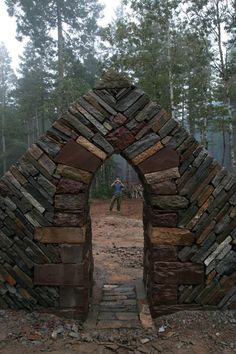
top-left (224, 78), bottom-right (236, 172)
top-left (221, 116), bottom-right (226, 166)
top-left (1, 100), bottom-right (6, 174)
top-left (167, 19), bottom-right (175, 119)
top-left (56, 0), bottom-right (64, 113)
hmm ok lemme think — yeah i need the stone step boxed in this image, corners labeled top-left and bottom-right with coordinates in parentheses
top-left (97, 283), bottom-right (141, 329)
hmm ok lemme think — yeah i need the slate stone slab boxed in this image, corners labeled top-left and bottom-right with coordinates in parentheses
top-left (159, 119), bottom-right (179, 138)
top-left (151, 245), bottom-right (178, 261)
top-left (135, 102), bottom-right (162, 123)
top-left (35, 226), bottom-right (86, 244)
top-left (77, 97), bottom-right (105, 123)
top-left (149, 227), bottom-right (194, 246)
top-left (28, 144), bottom-right (43, 160)
top-left (62, 112), bottom-right (94, 139)
top-left (60, 287), bottom-right (89, 308)
top-left (92, 133), bottom-right (114, 154)
top-left (123, 133), bottom-right (160, 160)
top-left (34, 264), bottom-right (88, 286)
top-left (57, 178), bottom-right (86, 194)
top-left (132, 142), bottom-right (163, 166)
top-left (55, 139), bottom-right (102, 173)
top-left (56, 164), bottom-right (92, 184)
top-left (55, 194), bottom-right (86, 211)
top-left (124, 94), bottom-right (150, 118)
top-left (151, 211), bottom-right (178, 227)
top-left (146, 168), bottom-right (181, 187)
top-left (85, 91), bottom-right (117, 116)
top-left (150, 180), bottom-right (177, 195)
top-left (153, 262), bottom-right (205, 285)
top-left (53, 119), bottom-right (78, 139)
top-left (151, 195), bottom-right (189, 209)
top-left (166, 127), bottom-right (189, 149)
top-left (37, 136), bottom-right (62, 158)
top-left (151, 284), bottom-right (177, 304)
top-left (107, 127), bottom-right (135, 152)
top-left (115, 88), bottom-right (144, 111)
top-left (93, 89), bottom-right (116, 108)
top-left (138, 147), bottom-right (179, 174)
top-left (76, 136), bottom-right (107, 160)
top-left (54, 212), bottom-right (86, 227)
top-left (60, 245), bottom-right (84, 263)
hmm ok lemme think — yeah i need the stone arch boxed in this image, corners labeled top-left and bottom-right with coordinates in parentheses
top-left (0, 70), bottom-right (236, 319)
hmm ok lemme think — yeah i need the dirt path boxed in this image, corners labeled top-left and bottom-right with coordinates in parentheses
top-left (0, 199), bottom-right (236, 353)
top-left (90, 199), bottom-right (143, 285)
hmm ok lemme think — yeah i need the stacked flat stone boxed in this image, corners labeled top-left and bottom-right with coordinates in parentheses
top-left (0, 69), bottom-right (236, 319)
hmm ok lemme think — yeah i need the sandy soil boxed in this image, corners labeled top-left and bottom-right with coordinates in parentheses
top-left (0, 199), bottom-right (235, 354)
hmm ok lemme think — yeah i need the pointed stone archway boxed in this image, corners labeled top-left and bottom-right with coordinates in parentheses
top-left (0, 70), bottom-right (236, 320)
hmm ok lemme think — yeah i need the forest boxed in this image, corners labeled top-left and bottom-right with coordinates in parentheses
top-left (0, 0), bottom-right (236, 197)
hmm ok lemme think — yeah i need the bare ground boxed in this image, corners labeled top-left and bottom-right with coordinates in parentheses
top-left (0, 199), bottom-right (235, 353)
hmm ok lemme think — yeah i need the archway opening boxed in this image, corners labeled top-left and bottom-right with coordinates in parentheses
top-left (88, 154), bottom-right (145, 323)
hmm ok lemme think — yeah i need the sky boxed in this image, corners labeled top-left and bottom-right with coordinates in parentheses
top-left (0, 0), bottom-right (120, 70)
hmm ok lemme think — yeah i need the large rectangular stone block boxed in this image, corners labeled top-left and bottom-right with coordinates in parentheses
top-left (151, 211), bottom-right (178, 227)
top-left (151, 245), bottom-right (178, 261)
top-left (56, 164), bottom-right (92, 184)
top-left (153, 262), bottom-right (205, 284)
top-left (60, 245), bottom-right (84, 263)
top-left (150, 180), bottom-right (177, 195)
top-left (54, 212), bottom-right (86, 227)
top-left (55, 139), bottom-right (102, 173)
top-left (55, 194), bottom-right (86, 211)
top-left (57, 178), bottom-right (86, 194)
top-left (35, 226), bottom-right (86, 244)
top-left (149, 226), bottom-right (194, 246)
top-left (151, 195), bottom-right (189, 209)
top-left (60, 286), bottom-right (89, 308)
top-left (138, 147), bottom-right (179, 174)
top-left (151, 284), bottom-right (177, 304)
top-left (34, 263), bottom-right (89, 286)
top-left (145, 167), bottom-right (180, 184)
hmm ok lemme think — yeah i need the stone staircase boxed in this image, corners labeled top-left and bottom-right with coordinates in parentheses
top-left (97, 284), bottom-right (141, 329)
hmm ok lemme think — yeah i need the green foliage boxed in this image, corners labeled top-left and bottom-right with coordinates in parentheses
top-left (90, 157), bottom-right (116, 199)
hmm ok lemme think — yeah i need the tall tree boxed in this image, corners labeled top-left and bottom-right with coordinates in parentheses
top-left (0, 43), bottom-right (16, 174)
top-left (102, 0), bottom-right (212, 133)
top-left (15, 41), bottom-right (54, 147)
top-left (186, 0), bottom-right (236, 170)
top-left (5, 0), bottom-right (104, 112)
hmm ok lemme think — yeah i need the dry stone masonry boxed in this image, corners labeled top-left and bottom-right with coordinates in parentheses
top-left (0, 69), bottom-right (236, 319)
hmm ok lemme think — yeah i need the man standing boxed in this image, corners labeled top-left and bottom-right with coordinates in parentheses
top-left (110, 178), bottom-right (124, 211)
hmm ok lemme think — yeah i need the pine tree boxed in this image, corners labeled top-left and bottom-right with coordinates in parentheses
top-left (0, 43), bottom-right (17, 174)
top-left (5, 0), bottom-right (104, 112)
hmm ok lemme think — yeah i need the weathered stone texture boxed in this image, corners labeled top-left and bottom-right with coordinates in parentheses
top-left (0, 69), bottom-right (236, 319)
top-left (35, 227), bottom-right (86, 244)
top-left (138, 147), bottom-right (179, 174)
top-left (107, 127), bottom-right (135, 151)
top-left (149, 227), bottom-right (194, 246)
top-left (55, 139), bottom-right (102, 173)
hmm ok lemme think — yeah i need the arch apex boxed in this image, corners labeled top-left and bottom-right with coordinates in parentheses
top-left (95, 68), bottom-right (133, 89)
